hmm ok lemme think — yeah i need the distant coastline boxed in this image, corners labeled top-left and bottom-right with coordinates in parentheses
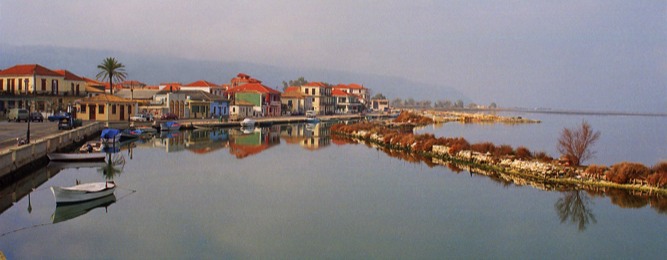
top-left (425, 107), bottom-right (667, 117)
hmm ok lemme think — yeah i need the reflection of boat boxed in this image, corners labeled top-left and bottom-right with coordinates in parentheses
top-left (47, 152), bottom-right (106, 162)
top-left (240, 126), bottom-right (255, 134)
top-left (47, 161), bottom-right (108, 171)
top-left (135, 126), bottom-right (158, 133)
top-left (51, 181), bottom-right (116, 204)
top-left (52, 194), bottom-right (116, 223)
top-left (240, 118), bottom-right (255, 127)
top-left (160, 121), bottom-right (181, 131)
top-left (101, 128), bottom-right (122, 144)
top-left (78, 140), bottom-right (106, 153)
top-left (305, 111), bottom-right (320, 123)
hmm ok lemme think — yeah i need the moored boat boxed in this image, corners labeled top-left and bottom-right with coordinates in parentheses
top-left (47, 152), bottom-right (106, 162)
top-left (51, 181), bottom-right (116, 204)
top-left (160, 121), bottom-right (182, 131)
top-left (100, 128), bottom-right (122, 144)
top-left (78, 140), bottom-right (106, 153)
top-left (240, 118), bottom-right (255, 127)
top-left (305, 111), bottom-right (320, 123)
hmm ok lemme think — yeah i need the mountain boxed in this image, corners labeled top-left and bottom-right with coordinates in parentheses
top-left (0, 44), bottom-right (470, 102)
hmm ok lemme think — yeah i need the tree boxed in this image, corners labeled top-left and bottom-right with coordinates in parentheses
top-left (282, 77), bottom-right (309, 90)
top-left (372, 93), bottom-right (387, 100)
top-left (489, 102), bottom-right (497, 109)
top-left (557, 120), bottom-right (601, 166)
top-left (96, 57), bottom-right (127, 95)
top-left (390, 98), bottom-right (403, 107)
top-left (454, 99), bottom-right (464, 108)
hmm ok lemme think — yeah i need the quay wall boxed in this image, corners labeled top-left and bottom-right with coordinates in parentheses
top-left (0, 122), bottom-right (104, 178)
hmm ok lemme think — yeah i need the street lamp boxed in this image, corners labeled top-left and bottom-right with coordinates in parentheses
top-left (25, 79), bottom-right (30, 144)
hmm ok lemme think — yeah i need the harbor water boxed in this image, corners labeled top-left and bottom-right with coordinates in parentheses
top-left (0, 113), bottom-right (665, 259)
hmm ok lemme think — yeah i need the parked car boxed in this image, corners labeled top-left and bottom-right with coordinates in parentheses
top-left (160, 113), bottom-right (178, 120)
top-left (130, 113), bottom-right (153, 122)
top-left (30, 112), bottom-right (44, 122)
top-left (48, 112), bottom-right (71, 122)
top-left (7, 108), bottom-right (29, 122)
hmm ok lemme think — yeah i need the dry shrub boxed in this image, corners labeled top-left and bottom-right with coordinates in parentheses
top-left (449, 144), bottom-right (466, 155)
top-left (584, 164), bottom-right (608, 179)
top-left (494, 144), bottom-right (514, 157)
top-left (653, 161), bottom-right (667, 173)
top-left (606, 162), bottom-right (651, 184)
top-left (534, 151), bottom-right (553, 162)
top-left (471, 142), bottom-right (496, 154)
top-left (515, 146), bottom-right (532, 160)
top-left (647, 172), bottom-right (667, 188)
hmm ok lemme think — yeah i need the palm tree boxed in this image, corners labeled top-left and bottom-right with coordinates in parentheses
top-left (96, 57), bottom-right (127, 95)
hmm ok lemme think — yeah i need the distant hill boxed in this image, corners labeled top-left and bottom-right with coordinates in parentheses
top-left (0, 44), bottom-right (470, 102)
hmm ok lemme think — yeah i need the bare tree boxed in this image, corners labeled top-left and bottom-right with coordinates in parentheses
top-left (557, 120), bottom-right (601, 166)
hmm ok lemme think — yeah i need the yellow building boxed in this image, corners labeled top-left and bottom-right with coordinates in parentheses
top-left (75, 94), bottom-right (135, 121)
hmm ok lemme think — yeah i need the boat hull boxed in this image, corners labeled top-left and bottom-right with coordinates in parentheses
top-left (51, 182), bottom-right (116, 204)
top-left (240, 118), bottom-right (255, 127)
top-left (47, 152), bottom-right (106, 162)
top-left (160, 121), bottom-right (181, 131)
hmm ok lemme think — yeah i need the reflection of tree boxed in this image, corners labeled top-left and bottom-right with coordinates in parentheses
top-left (98, 154), bottom-right (125, 180)
top-left (607, 189), bottom-right (648, 209)
top-left (555, 191), bottom-right (597, 231)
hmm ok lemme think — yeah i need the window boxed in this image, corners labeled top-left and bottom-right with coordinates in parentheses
top-left (305, 88), bottom-right (309, 95)
top-left (99, 105), bottom-right (104, 113)
top-left (112, 105), bottom-right (117, 114)
top-left (41, 79), bottom-right (46, 91)
top-left (81, 105), bottom-right (86, 112)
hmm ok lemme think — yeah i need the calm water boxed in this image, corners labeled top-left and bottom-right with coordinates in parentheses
top-left (0, 116), bottom-right (666, 259)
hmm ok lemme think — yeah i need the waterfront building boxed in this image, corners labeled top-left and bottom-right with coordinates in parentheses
top-left (230, 100), bottom-right (255, 120)
top-left (183, 80), bottom-right (226, 96)
top-left (226, 82), bottom-right (281, 117)
top-left (281, 86), bottom-right (312, 115)
top-left (0, 64), bottom-right (88, 116)
top-left (285, 82), bottom-right (334, 115)
top-left (371, 98), bottom-right (390, 112)
top-left (332, 83), bottom-right (371, 110)
top-left (75, 94), bottom-right (134, 121)
top-left (183, 90), bottom-right (229, 119)
top-left (332, 88), bottom-right (362, 114)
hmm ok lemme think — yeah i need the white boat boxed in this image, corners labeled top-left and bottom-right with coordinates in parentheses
top-left (52, 194), bottom-right (116, 223)
top-left (240, 118), bottom-right (255, 127)
top-left (160, 121), bottom-right (182, 131)
top-left (47, 152), bottom-right (106, 162)
top-left (305, 111), bottom-right (320, 123)
top-left (51, 181), bottom-right (116, 204)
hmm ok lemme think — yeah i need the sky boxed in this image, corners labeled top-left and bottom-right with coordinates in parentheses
top-left (1, 0), bottom-right (665, 113)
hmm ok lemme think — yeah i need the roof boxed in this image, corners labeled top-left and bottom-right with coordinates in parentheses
top-left (185, 80), bottom-right (220, 88)
top-left (85, 85), bottom-right (106, 94)
top-left (54, 70), bottom-right (85, 81)
top-left (78, 94), bottom-right (135, 104)
top-left (114, 89), bottom-right (159, 100)
top-left (333, 83), bottom-right (365, 90)
top-left (0, 64), bottom-right (63, 77)
top-left (303, 82), bottom-right (328, 87)
top-left (281, 91), bottom-right (306, 98)
top-left (332, 89), bottom-right (350, 97)
top-left (227, 82), bottom-right (280, 95)
top-left (284, 86), bottom-right (300, 93)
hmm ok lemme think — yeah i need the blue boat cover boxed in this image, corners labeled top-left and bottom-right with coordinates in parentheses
top-left (164, 121), bottom-right (177, 128)
top-left (101, 128), bottom-right (121, 139)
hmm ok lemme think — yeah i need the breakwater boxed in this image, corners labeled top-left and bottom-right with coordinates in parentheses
top-left (331, 121), bottom-right (667, 195)
top-left (0, 122), bottom-right (105, 181)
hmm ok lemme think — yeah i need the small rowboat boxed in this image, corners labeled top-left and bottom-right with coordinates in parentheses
top-left (47, 152), bottom-right (106, 162)
top-left (51, 181), bottom-right (116, 204)
top-left (160, 121), bottom-right (181, 131)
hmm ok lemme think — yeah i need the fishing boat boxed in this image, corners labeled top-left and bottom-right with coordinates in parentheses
top-left (51, 181), bottom-right (116, 204)
top-left (47, 152), bottom-right (106, 162)
top-left (52, 194), bottom-right (116, 223)
top-left (100, 128), bottom-right (122, 144)
top-left (305, 111), bottom-right (320, 123)
top-left (240, 118), bottom-right (255, 127)
top-left (160, 121), bottom-right (182, 131)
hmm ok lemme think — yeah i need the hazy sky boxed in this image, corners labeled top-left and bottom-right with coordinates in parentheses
top-left (1, 0), bottom-right (665, 112)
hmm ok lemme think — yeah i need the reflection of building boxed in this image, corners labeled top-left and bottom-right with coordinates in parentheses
top-left (278, 123), bottom-right (331, 151)
top-left (184, 129), bottom-right (229, 154)
top-left (229, 126), bottom-right (280, 158)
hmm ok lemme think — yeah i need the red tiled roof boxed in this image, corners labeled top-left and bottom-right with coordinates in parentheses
top-left (284, 86), bottom-right (300, 93)
top-left (54, 70), bottom-right (85, 81)
top-left (303, 82), bottom-right (328, 87)
top-left (227, 82), bottom-right (280, 94)
top-left (79, 94), bottom-right (134, 103)
top-left (120, 80), bottom-right (146, 86)
top-left (83, 77), bottom-right (104, 85)
top-left (333, 83), bottom-right (365, 90)
top-left (185, 80), bottom-right (220, 88)
top-left (332, 89), bottom-right (350, 97)
top-left (0, 64), bottom-right (63, 77)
